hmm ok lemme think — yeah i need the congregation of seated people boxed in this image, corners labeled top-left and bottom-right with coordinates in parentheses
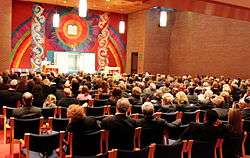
top-left (0, 71), bottom-right (250, 158)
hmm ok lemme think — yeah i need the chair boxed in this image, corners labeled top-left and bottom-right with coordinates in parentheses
top-left (160, 112), bottom-right (178, 123)
top-left (86, 106), bottom-right (110, 117)
top-left (9, 117), bottom-right (44, 157)
top-left (21, 131), bottom-right (65, 158)
top-left (66, 130), bottom-right (109, 157)
top-left (181, 111), bottom-right (199, 125)
top-left (111, 147), bottom-right (150, 158)
top-left (243, 119), bottom-right (250, 132)
top-left (41, 107), bottom-right (56, 119)
top-left (78, 99), bottom-right (88, 105)
top-left (197, 110), bottom-right (206, 123)
top-left (168, 124), bottom-right (189, 140)
top-left (189, 138), bottom-right (224, 158)
top-left (48, 117), bottom-right (69, 132)
top-left (2, 106), bottom-right (16, 144)
top-left (94, 99), bottom-right (108, 107)
top-left (150, 140), bottom-right (188, 158)
top-left (130, 113), bottom-right (144, 120)
top-left (241, 131), bottom-right (250, 158)
top-left (131, 105), bottom-right (142, 114)
top-left (57, 106), bottom-right (68, 118)
top-left (134, 127), bottom-right (142, 151)
top-left (223, 133), bottom-right (243, 158)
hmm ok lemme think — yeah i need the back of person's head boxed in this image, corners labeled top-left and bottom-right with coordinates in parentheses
top-left (81, 85), bottom-right (89, 94)
top-left (141, 102), bottom-right (154, 117)
top-left (228, 108), bottom-right (242, 134)
top-left (176, 91), bottom-right (188, 104)
top-left (162, 93), bottom-right (174, 104)
top-left (10, 79), bottom-right (18, 89)
top-left (46, 94), bottom-right (57, 104)
top-left (188, 86), bottom-right (195, 95)
top-left (211, 95), bottom-right (225, 108)
top-left (116, 98), bottom-right (130, 113)
top-left (204, 110), bottom-right (219, 124)
top-left (22, 92), bottom-right (33, 107)
top-left (132, 86), bottom-right (142, 97)
top-left (64, 88), bottom-right (72, 97)
top-left (112, 87), bottom-right (122, 98)
top-left (67, 104), bottom-right (84, 121)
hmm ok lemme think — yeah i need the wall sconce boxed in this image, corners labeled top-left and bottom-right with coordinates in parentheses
top-left (53, 12), bottom-right (60, 28)
top-left (160, 10), bottom-right (167, 27)
top-left (79, 0), bottom-right (88, 17)
top-left (119, 20), bottom-right (125, 34)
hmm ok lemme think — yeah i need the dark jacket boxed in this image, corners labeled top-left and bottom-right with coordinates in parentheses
top-left (242, 108), bottom-right (250, 120)
top-left (13, 106), bottom-right (42, 119)
top-left (0, 89), bottom-right (22, 107)
top-left (101, 113), bottom-right (137, 150)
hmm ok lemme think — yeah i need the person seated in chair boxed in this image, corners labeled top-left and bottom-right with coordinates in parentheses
top-left (158, 93), bottom-right (176, 113)
top-left (138, 102), bottom-right (181, 147)
top-left (13, 92), bottom-right (41, 119)
top-left (57, 88), bottom-right (79, 108)
top-left (179, 109), bottom-right (225, 141)
top-left (101, 98), bottom-right (137, 150)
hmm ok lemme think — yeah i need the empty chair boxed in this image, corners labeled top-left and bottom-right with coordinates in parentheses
top-left (160, 112), bottom-right (178, 123)
top-left (57, 106), bottom-right (68, 118)
top-left (21, 131), bottom-right (64, 158)
top-left (66, 130), bottom-right (109, 157)
top-left (94, 99), bottom-right (108, 107)
top-left (9, 117), bottom-right (43, 156)
top-left (41, 107), bottom-right (56, 119)
top-left (131, 105), bottom-right (142, 114)
top-left (197, 110), bottom-right (206, 123)
top-left (48, 117), bottom-right (69, 132)
top-left (190, 138), bottom-right (223, 158)
top-left (2, 106), bottom-right (16, 144)
top-left (168, 124), bottom-right (189, 140)
top-left (150, 141), bottom-right (187, 158)
top-left (181, 111), bottom-right (199, 125)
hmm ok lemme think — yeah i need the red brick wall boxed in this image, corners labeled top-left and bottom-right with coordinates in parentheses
top-left (0, 0), bottom-right (12, 72)
top-left (168, 11), bottom-right (250, 78)
top-left (132, 10), bottom-right (250, 78)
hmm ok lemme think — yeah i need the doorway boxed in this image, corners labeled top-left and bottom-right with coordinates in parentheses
top-left (131, 52), bottom-right (138, 74)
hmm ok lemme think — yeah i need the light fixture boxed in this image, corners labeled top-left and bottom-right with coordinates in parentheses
top-left (160, 10), bottom-right (167, 27)
top-left (79, 0), bottom-right (88, 17)
top-left (119, 21), bottom-right (125, 34)
top-left (53, 12), bottom-right (60, 28)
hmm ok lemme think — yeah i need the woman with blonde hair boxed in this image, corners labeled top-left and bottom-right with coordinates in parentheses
top-left (43, 94), bottom-right (57, 108)
top-left (223, 107), bottom-right (243, 158)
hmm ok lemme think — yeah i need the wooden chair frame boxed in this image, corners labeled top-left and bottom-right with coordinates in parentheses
top-left (134, 127), bottom-right (142, 151)
top-left (9, 117), bottom-right (44, 158)
top-left (242, 131), bottom-right (250, 158)
top-left (22, 131), bottom-right (64, 158)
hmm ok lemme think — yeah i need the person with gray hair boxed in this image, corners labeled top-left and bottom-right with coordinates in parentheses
top-left (0, 79), bottom-right (22, 108)
top-left (13, 92), bottom-right (41, 119)
top-left (138, 102), bottom-right (181, 147)
top-left (101, 98), bottom-right (137, 150)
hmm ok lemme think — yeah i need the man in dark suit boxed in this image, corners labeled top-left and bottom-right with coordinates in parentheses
top-left (0, 79), bottom-right (22, 108)
top-left (101, 98), bottom-right (137, 150)
top-left (138, 102), bottom-right (181, 147)
top-left (13, 92), bottom-right (41, 119)
top-left (57, 88), bottom-right (79, 107)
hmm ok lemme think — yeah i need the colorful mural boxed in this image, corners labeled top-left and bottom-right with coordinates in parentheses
top-left (11, 2), bottom-right (127, 72)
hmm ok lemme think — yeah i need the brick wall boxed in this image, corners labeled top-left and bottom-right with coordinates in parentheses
top-left (127, 10), bottom-right (250, 78)
top-left (0, 0), bottom-right (12, 72)
top-left (169, 12), bottom-right (250, 78)
top-left (126, 10), bottom-right (146, 73)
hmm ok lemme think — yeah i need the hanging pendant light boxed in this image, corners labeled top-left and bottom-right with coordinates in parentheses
top-left (160, 10), bottom-right (167, 27)
top-left (119, 20), bottom-right (125, 34)
top-left (53, 12), bottom-right (60, 28)
top-left (79, 0), bottom-right (88, 17)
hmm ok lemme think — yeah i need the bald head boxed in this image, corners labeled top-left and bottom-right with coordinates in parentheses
top-left (22, 92), bottom-right (33, 107)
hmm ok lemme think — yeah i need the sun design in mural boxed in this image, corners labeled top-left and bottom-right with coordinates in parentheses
top-left (56, 13), bottom-right (89, 48)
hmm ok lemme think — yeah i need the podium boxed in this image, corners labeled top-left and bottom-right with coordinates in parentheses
top-left (42, 65), bottom-right (59, 74)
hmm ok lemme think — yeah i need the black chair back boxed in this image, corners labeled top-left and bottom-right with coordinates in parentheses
top-left (59, 107), bottom-right (67, 118)
top-left (131, 105), bottom-right (142, 114)
top-left (51, 118), bottom-right (69, 132)
top-left (94, 99), bottom-right (108, 107)
top-left (116, 147), bottom-right (149, 158)
top-left (72, 130), bottom-right (102, 156)
top-left (161, 112), bottom-right (178, 123)
top-left (198, 110), bottom-right (206, 123)
top-left (223, 134), bottom-right (243, 158)
top-left (168, 124), bottom-right (189, 140)
top-left (154, 143), bottom-right (183, 158)
top-left (41, 107), bottom-right (56, 119)
top-left (182, 111), bottom-right (198, 125)
top-left (3, 106), bottom-right (16, 118)
top-left (86, 106), bottom-right (105, 117)
top-left (191, 140), bottom-right (216, 158)
top-left (78, 100), bottom-right (88, 105)
top-left (243, 120), bottom-right (250, 132)
top-left (11, 117), bottom-right (41, 140)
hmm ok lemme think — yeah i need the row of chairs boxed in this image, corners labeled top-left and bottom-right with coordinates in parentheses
top-left (6, 114), bottom-right (250, 158)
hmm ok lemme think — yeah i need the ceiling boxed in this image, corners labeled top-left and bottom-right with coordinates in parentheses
top-left (18, 0), bottom-right (160, 14)
top-left (18, 0), bottom-right (250, 21)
